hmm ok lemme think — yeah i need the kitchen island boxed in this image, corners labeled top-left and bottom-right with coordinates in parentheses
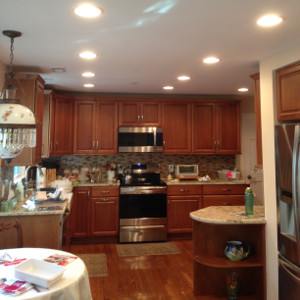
top-left (190, 206), bottom-right (266, 299)
top-left (0, 193), bottom-right (72, 249)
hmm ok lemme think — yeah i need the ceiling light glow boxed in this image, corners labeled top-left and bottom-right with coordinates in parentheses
top-left (83, 83), bottom-right (95, 88)
top-left (82, 71), bottom-right (95, 78)
top-left (177, 75), bottom-right (191, 81)
top-left (163, 86), bottom-right (174, 90)
top-left (238, 87), bottom-right (249, 93)
top-left (74, 3), bottom-right (102, 18)
top-left (79, 51), bottom-right (97, 60)
top-left (203, 56), bottom-right (220, 64)
top-left (256, 14), bottom-right (283, 27)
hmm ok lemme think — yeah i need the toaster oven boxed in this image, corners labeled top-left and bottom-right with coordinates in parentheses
top-left (175, 164), bottom-right (199, 180)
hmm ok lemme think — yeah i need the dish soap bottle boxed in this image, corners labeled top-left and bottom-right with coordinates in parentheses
top-left (245, 187), bottom-right (254, 216)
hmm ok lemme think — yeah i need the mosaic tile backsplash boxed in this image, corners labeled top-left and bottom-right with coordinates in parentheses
top-left (53, 154), bottom-right (236, 179)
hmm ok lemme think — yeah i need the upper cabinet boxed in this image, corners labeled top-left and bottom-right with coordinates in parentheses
top-left (50, 94), bottom-right (74, 156)
top-left (192, 102), bottom-right (240, 154)
top-left (119, 102), bottom-right (161, 126)
top-left (10, 74), bottom-right (44, 165)
top-left (162, 103), bottom-right (192, 153)
top-left (276, 61), bottom-right (300, 121)
top-left (73, 98), bottom-right (117, 155)
top-left (251, 73), bottom-right (263, 167)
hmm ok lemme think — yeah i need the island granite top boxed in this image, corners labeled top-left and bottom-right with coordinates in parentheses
top-left (190, 205), bottom-right (265, 224)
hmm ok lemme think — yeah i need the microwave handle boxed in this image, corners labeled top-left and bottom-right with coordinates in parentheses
top-left (153, 127), bottom-right (157, 146)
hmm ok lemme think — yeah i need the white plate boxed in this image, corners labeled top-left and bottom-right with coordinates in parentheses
top-left (15, 258), bottom-right (64, 288)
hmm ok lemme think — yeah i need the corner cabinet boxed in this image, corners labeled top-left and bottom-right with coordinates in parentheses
top-left (162, 103), bottom-right (192, 153)
top-left (70, 186), bottom-right (119, 238)
top-left (118, 102), bottom-right (161, 126)
top-left (276, 61), bottom-right (300, 121)
top-left (73, 99), bottom-right (117, 155)
top-left (50, 94), bottom-right (74, 156)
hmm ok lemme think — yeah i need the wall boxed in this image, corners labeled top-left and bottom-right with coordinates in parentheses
top-left (0, 61), bottom-right (5, 90)
top-left (260, 44), bottom-right (300, 300)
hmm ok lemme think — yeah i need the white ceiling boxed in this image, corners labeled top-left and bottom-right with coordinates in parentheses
top-left (0, 0), bottom-right (299, 95)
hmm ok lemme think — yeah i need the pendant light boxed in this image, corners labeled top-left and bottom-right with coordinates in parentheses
top-left (0, 30), bottom-right (36, 162)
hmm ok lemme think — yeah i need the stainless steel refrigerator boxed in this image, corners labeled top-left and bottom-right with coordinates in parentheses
top-left (275, 124), bottom-right (300, 300)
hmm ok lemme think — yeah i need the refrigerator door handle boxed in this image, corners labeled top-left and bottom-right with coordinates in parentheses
top-left (292, 125), bottom-right (300, 244)
top-left (279, 257), bottom-right (300, 282)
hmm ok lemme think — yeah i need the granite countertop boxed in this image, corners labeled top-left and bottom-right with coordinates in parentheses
top-left (0, 193), bottom-right (73, 217)
top-left (75, 182), bottom-right (120, 187)
top-left (190, 206), bottom-right (265, 224)
top-left (166, 179), bottom-right (247, 185)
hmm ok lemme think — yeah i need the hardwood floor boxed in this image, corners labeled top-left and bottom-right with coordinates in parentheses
top-left (66, 240), bottom-right (200, 300)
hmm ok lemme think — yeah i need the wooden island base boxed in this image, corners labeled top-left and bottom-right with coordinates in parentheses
top-left (191, 206), bottom-right (266, 300)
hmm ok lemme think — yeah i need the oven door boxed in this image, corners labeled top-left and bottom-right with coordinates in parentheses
top-left (119, 187), bottom-right (167, 242)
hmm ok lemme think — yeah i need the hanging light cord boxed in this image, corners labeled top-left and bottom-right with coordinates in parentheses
top-left (8, 36), bottom-right (15, 81)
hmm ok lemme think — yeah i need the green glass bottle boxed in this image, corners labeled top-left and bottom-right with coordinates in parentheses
top-left (245, 187), bottom-right (254, 216)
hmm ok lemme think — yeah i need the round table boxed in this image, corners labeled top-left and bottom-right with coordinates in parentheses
top-left (0, 248), bottom-right (92, 300)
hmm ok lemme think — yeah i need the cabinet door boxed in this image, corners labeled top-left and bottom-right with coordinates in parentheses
top-left (90, 197), bottom-right (118, 236)
top-left (192, 103), bottom-right (216, 153)
top-left (141, 102), bottom-right (161, 125)
top-left (33, 79), bottom-right (44, 163)
top-left (216, 103), bottom-right (240, 154)
top-left (70, 188), bottom-right (90, 237)
top-left (50, 95), bottom-right (74, 155)
top-left (163, 103), bottom-right (192, 153)
top-left (276, 62), bottom-right (300, 121)
top-left (202, 195), bottom-right (244, 208)
top-left (168, 196), bottom-right (200, 233)
top-left (97, 102), bottom-right (117, 154)
top-left (119, 102), bottom-right (140, 125)
top-left (73, 100), bottom-right (97, 154)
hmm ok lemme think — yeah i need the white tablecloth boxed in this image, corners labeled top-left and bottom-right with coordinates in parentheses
top-left (0, 248), bottom-right (92, 300)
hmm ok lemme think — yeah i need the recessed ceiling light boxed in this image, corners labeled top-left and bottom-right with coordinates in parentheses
top-left (203, 56), bottom-right (220, 64)
top-left (82, 71), bottom-right (95, 78)
top-left (256, 14), bottom-right (283, 28)
top-left (74, 3), bottom-right (103, 18)
top-left (177, 75), bottom-right (191, 81)
top-left (163, 86), bottom-right (174, 90)
top-left (83, 83), bottom-right (95, 88)
top-left (238, 87), bottom-right (249, 93)
top-left (79, 51), bottom-right (97, 60)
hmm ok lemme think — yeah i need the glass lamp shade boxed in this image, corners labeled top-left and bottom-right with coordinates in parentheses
top-left (0, 103), bottom-right (36, 159)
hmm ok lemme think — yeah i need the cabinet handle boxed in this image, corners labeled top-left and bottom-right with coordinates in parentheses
top-left (222, 188), bottom-right (231, 192)
top-left (101, 198), bottom-right (109, 202)
top-left (179, 188), bottom-right (185, 192)
top-left (141, 115), bottom-right (144, 120)
top-left (92, 140), bottom-right (95, 149)
top-left (101, 190), bottom-right (110, 194)
top-left (87, 190), bottom-right (90, 197)
top-left (138, 115), bottom-right (140, 120)
top-left (96, 140), bottom-right (99, 149)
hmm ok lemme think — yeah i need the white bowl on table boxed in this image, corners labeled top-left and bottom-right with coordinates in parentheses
top-left (15, 258), bottom-right (65, 288)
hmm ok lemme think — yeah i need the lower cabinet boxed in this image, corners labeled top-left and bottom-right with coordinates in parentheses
top-left (167, 185), bottom-right (202, 233)
top-left (70, 186), bottom-right (119, 238)
top-left (167, 184), bottom-right (248, 233)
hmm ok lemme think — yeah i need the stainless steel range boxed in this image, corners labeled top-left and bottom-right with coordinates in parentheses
top-left (119, 163), bottom-right (167, 243)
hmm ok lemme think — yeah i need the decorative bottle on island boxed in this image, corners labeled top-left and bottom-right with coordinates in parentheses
top-left (245, 187), bottom-right (254, 216)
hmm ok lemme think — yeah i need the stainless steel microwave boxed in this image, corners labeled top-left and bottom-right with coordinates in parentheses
top-left (118, 127), bottom-right (163, 152)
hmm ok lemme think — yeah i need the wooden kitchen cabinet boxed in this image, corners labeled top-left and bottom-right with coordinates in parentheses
top-left (276, 61), bottom-right (300, 121)
top-left (167, 185), bottom-right (202, 233)
top-left (202, 184), bottom-right (248, 208)
top-left (192, 101), bottom-right (240, 154)
top-left (119, 102), bottom-right (161, 126)
top-left (70, 186), bottom-right (119, 238)
top-left (74, 99), bottom-right (117, 154)
top-left (50, 94), bottom-right (74, 156)
top-left (11, 74), bottom-right (45, 165)
top-left (162, 103), bottom-right (192, 153)
top-left (70, 187), bottom-right (90, 237)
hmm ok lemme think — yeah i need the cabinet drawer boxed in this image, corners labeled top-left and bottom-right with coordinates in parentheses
top-left (202, 195), bottom-right (244, 207)
top-left (91, 186), bottom-right (119, 197)
top-left (167, 185), bottom-right (202, 196)
top-left (202, 184), bottom-right (248, 195)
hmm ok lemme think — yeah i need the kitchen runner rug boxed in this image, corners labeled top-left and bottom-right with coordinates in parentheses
top-left (78, 253), bottom-right (108, 277)
top-left (116, 242), bottom-right (181, 257)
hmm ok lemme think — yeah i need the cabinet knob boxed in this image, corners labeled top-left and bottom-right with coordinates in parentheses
top-left (137, 115), bottom-right (141, 120)
top-left (179, 188), bottom-right (185, 192)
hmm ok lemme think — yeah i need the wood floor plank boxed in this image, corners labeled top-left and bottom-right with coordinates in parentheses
top-left (67, 240), bottom-right (201, 300)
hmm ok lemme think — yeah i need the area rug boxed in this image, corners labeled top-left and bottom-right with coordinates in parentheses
top-left (116, 242), bottom-right (181, 257)
top-left (78, 253), bottom-right (108, 277)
